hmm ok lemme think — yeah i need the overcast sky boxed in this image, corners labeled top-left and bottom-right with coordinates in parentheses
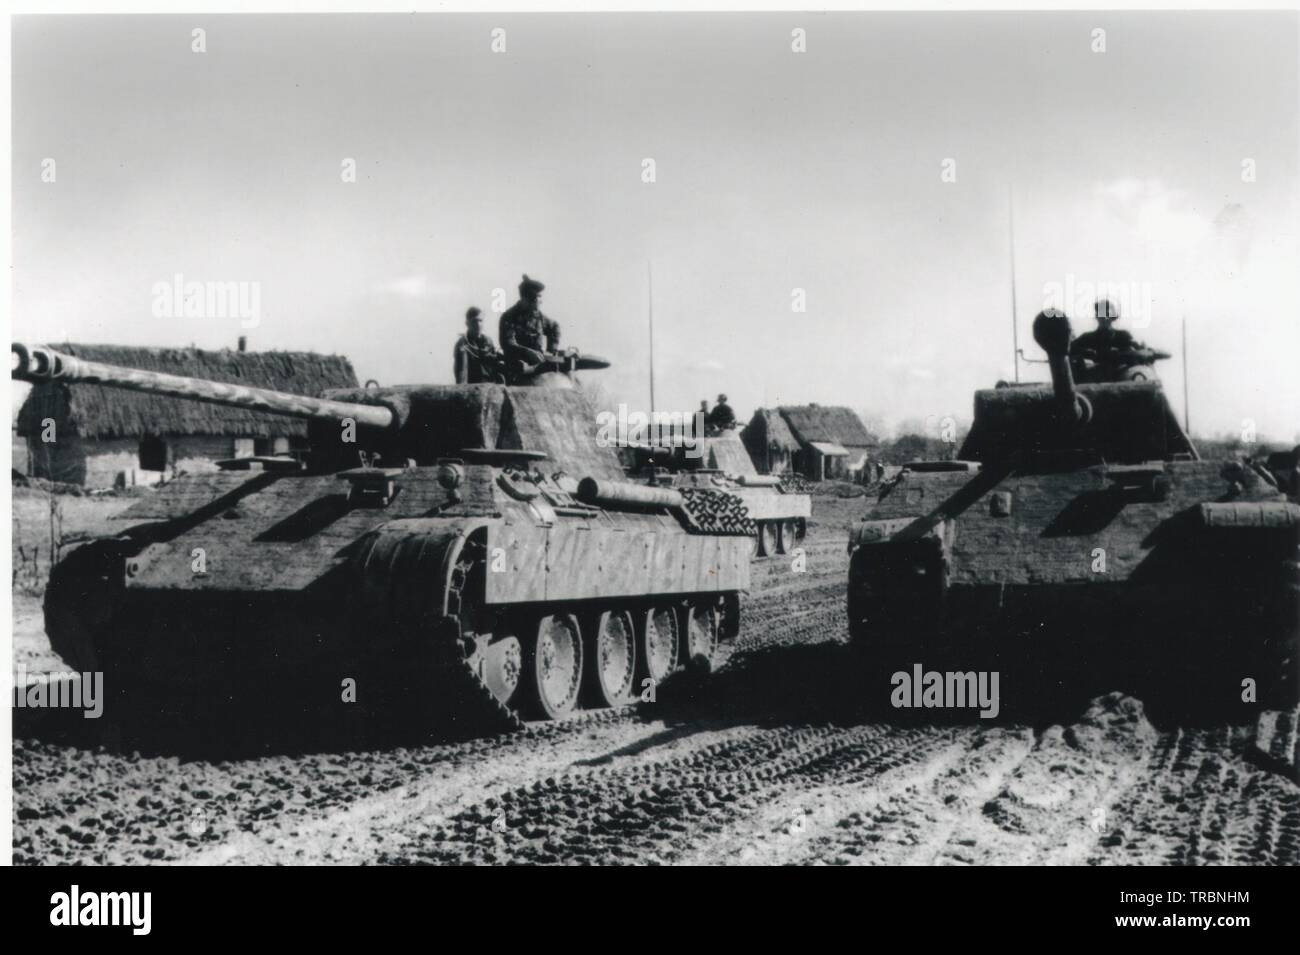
top-left (11, 12), bottom-right (1299, 442)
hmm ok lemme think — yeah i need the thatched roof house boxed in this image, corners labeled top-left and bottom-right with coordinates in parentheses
top-left (16, 343), bottom-right (358, 487)
top-left (740, 408), bottom-right (801, 475)
top-left (742, 404), bottom-right (878, 480)
top-left (778, 405), bottom-right (875, 449)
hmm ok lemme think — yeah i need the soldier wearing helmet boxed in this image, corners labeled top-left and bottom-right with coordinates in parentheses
top-left (706, 393), bottom-right (736, 432)
top-left (499, 274), bottom-right (561, 380)
top-left (1071, 299), bottom-right (1137, 374)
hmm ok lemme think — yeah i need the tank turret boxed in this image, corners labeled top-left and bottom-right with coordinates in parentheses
top-left (956, 313), bottom-right (1197, 468)
top-left (848, 312), bottom-right (1297, 713)
top-left (14, 340), bottom-right (746, 741)
top-left (14, 343), bottom-right (611, 472)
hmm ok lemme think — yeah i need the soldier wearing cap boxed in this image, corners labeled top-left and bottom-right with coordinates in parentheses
top-left (453, 307), bottom-right (503, 384)
top-left (707, 393), bottom-right (736, 432)
top-left (499, 274), bottom-right (561, 380)
top-left (1071, 299), bottom-right (1136, 371)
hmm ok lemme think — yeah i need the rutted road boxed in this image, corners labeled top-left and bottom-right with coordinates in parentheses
top-left (13, 496), bottom-right (1299, 865)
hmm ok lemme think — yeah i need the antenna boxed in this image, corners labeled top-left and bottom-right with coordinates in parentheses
top-left (1008, 184), bottom-right (1020, 383)
top-left (1182, 313), bottom-right (1190, 434)
top-left (647, 260), bottom-right (656, 415)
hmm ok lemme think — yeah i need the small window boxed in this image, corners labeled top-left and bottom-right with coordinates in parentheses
top-left (233, 438), bottom-right (255, 459)
top-left (254, 436), bottom-right (291, 456)
top-left (139, 435), bottom-right (169, 472)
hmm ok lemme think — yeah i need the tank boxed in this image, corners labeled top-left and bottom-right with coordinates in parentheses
top-left (623, 432), bottom-right (812, 557)
top-left (846, 311), bottom-right (1298, 707)
top-left (13, 343), bottom-right (751, 736)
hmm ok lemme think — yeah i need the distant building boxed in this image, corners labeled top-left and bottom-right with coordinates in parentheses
top-left (15, 343), bottom-right (358, 487)
top-left (740, 409), bottom-right (800, 476)
top-left (742, 404), bottom-right (878, 481)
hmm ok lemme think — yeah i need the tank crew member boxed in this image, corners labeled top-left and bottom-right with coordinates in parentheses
top-left (499, 274), bottom-right (561, 379)
top-left (1071, 299), bottom-right (1136, 370)
top-left (707, 393), bottom-right (736, 432)
top-left (453, 307), bottom-right (503, 384)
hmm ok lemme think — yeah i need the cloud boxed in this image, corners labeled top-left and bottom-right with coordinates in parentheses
top-left (372, 275), bottom-right (461, 300)
top-left (1093, 178), bottom-right (1210, 245)
top-left (1073, 181), bottom-right (1294, 323)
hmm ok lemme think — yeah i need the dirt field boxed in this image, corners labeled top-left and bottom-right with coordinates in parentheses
top-left (12, 490), bottom-right (1300, 865)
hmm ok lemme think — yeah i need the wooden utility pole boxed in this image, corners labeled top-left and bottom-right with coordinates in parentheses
top-left (1009, 185), bottom-right (1021, 383)
top-left (1182, 314), bottom-right (1191, 434)
top-left (647, 260), bottom-right (656, 415)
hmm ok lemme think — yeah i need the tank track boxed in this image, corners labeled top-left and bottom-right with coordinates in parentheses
top-left (419, 634), bottom-right (527, 738)
top-left (46, 530), bottom-right (525, 741)
top-left (358, 531), bottom-right (525, 738)
top-left (439, 538), bottom-right (526, 735)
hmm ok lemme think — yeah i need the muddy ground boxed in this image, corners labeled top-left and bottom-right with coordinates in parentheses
top-left (11, 489), bottom-right (1300, 865)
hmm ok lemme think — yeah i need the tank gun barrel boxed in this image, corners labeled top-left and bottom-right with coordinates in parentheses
top-left (1031, 311), bottom-right (1092, 426)
top-left (12, 343), bottom-right (396, 430)
top-left (1134, 347), bottom-right (1172, 363)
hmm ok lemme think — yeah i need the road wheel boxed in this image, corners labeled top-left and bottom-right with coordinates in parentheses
top-left (525, 613), bottom-right (584, 719)
top-left (758, 521), bottom-right (778, 557)
top-left (474, 635), bottom-right (523, 707)
top-left (779, 519), bottom-right (799, 555)
top-left (587, 609), bottom-right (637, 707)
top-left (637, 605), bottom-right (679, 688)
top-left (683, 603), bottom-right (720, 669)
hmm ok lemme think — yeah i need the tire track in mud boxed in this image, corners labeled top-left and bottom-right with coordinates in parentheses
top-left (733, 588), bottom-right (847, 655)
top-left (703, 696), bottom-right (1300, 867)
top-left (967, 694), bottom-right (1160, 865)
top-left (14, 706), bottom-right (663, 865)
top-left (774, 726), bottom-right (1039, 866)
top-left (374, 724), bottom-right (963, 865)
top-left (1086, 717), bottom-right (1300, 866)
top-left (675, 727), bottom-right (982, 866)
top-left (735, 537), bottom-right (849, 655)
top-left (181, 709), bottom-right (666, 865)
